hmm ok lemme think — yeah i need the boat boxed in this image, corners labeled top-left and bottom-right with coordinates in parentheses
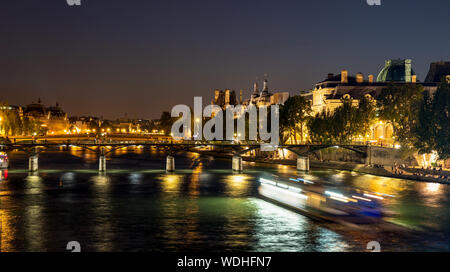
top-left (0, 152), bottom-right (9, 169)
top-left (258, 176), bottom-right (388, 226)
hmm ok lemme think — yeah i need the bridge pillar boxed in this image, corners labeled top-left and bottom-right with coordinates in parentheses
top-left (29, 155), bottom-right (38, 172)
top-left (365, 146), bottom-right (372, 166)
top-left (166, 155), bottom-right (175, 172)
top-left (99, 155), bottom-right (106, 172)
top-left (297, 156), bottom-right (309, 171)
top-left (232, 155), bottom-right (243, 172)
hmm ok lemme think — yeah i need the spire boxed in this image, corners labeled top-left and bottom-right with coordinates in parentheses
top-left (251, 82), bottom-right (259, 99)
top-left (262, 78), bottom-right (268, 93)
top-left (253, 82), bottom-right (259, 94)
top-left (261, 74), bottom-right (270, 99)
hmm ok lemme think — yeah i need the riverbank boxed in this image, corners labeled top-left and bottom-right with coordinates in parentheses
top-left (197, 151), bottom-right (450, 184)
top-left (309, 161), bottom-right (450, 184)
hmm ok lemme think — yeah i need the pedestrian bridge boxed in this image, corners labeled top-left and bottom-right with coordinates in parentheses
top-left (0, 137), bottom-right (374, 173)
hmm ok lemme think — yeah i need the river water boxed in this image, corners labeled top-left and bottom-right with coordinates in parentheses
top-left (1, 147), bottom-right (449, 252)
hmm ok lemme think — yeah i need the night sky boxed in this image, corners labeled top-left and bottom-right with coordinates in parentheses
top-left (1, 0), bottom-right (449, 119)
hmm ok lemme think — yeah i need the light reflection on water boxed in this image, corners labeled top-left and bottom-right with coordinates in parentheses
top-left (224, 174), bottom-right (252, 197)
top-left (250, 199), bottom-right (351, 252)
top-left (0, 151), bottom-right (450, 252)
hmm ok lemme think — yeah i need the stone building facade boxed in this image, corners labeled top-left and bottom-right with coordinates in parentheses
top-left (213, 78), bottom-right (290, 109)
top-left (23, 100), bottom-right (70, 134)
top-left (302, 59), bottom-right (442, 146)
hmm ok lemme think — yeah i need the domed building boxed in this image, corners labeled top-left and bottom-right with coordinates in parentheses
top-left (302, 59), bottom-right (441, 150)
top-left (24, 99), bottom-right (47, 118)
top-left (376, 59), bottom-right (417, 83)
top-left (24, 100), bottom-right (70, 134)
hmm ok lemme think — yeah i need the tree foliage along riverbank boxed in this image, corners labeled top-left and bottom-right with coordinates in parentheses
top-left (0, 102), bottom-right (44, 136)
top-left (279, 80), bottom-right (449, 160)
top-left (307, 96), bottom-right (376, 144)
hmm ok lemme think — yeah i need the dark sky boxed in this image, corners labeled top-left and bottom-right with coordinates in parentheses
top-left (1, 0), bottom-right (449, 119)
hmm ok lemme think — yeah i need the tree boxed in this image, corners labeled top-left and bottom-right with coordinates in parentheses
top-left (432, 80), bottom-right (450, 159)
top-left (307, 97), bottom-right (375, 144)
top-left (356, 96), bottom-right (377, 139)
top-left (377, 83), bottom-right (424, 150)
top-left (415, 80), bottom-right (450, 160)
top-left (414, 90), bottom-right (435, 154)
top-left (332, 99), bottom-right (359, 143)
top-left (159, 111), bottom-right (174, 135)
top-left (308, 110), bottom-right (333, 144)
top-left (0, 102), bottom-right (44, 136)
top-left (279, 96), bottom-right (312, 144)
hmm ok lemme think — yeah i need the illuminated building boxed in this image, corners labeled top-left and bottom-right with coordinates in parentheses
top-left (213, 89), bottom-right (239, 109)
top-left (302, 59), bottom-right (443, 145)
top-left (270, 92), bottom-right (290, 105)
top-left (213, 77), bottom-right (289, 109)
top-left (247, 78), bottom-right (289, 106)
top-left (377, 59), bottom-right (417, 82)
top-left (24, 100), bottom-right (70, 134)
top-left (250, 79), bottom-right (272, 106)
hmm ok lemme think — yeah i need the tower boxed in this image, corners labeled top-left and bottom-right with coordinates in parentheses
top-left (251, 82), bottom-right (259, 101)
top-left (404, 59), bottom-right (412, 82)
top-left (262, 78), bottom-right (269, 95)
top-left (261, 77), bottom-right (271, 104)
top-left (341, 70), bottom-right (348, 83)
